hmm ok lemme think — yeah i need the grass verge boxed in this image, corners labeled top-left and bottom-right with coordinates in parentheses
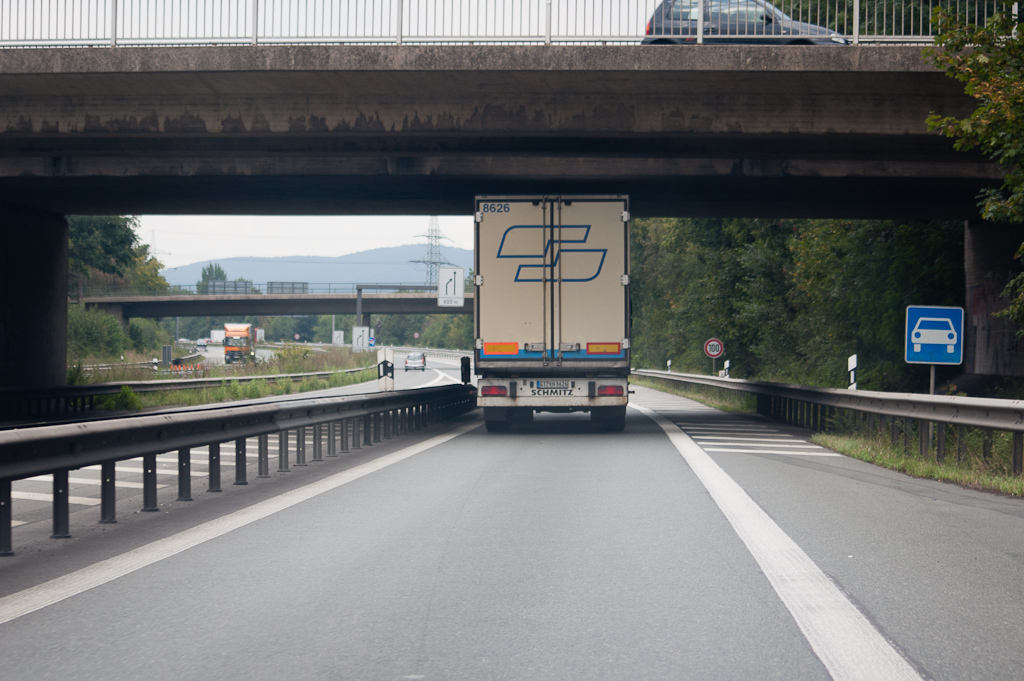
top-left (813, 430), bottom-right (1024, 498)
top-left (98, 368), bottom-right (377, 411)
top-left (631, 376), bottom-right (756, 413)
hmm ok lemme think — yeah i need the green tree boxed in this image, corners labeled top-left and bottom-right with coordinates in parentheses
top-left (926, 10), bottom-right (1024, 224)
top-left (197, 263), bottom-right (228, 294)
top-left (68, 215), bottom-right (140, 301)
top-left (126, 243), bottom-right (169, 294)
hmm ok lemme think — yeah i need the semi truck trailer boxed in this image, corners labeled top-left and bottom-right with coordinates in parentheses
top-left (474, 195), bottom-right (630, 432)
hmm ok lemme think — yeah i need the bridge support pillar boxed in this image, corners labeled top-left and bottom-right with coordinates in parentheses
top-left (0, 205), bottom-right (68, 388)
top-left (965, 221), bottom-right (1024, 376)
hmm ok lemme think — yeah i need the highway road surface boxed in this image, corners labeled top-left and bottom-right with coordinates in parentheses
top-left (1, 384), bottom-right (1023, 680)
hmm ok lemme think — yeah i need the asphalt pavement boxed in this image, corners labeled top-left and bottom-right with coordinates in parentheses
top-left (1, 384), bottom-right (1022, 680)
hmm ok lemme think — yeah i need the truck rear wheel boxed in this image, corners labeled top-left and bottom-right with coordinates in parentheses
top-left (485, 420), bottom-right (510, 433)
top-left (591, 406), bottom-right (627, 432)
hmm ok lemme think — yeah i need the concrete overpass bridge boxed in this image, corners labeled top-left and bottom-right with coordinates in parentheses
top-left (87, 292), bottom-right (473, 324)
top-left (0, 43), bottom-right (1013, 389)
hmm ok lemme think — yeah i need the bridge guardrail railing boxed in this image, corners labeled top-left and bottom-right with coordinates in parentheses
top-left (632, 368), bottom-right (1024, 475)
top-left (0, 383), bottom-right (478, 555)
top-left (0, 365), bottom-right (376, 422)
top-left (0, 0), bottom-right (1015, 48)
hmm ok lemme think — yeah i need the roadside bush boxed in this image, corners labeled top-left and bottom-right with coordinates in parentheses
top-left (128, 318), bottom-right (169, 353)
top-left (67, 305), bottom-right (129, 359)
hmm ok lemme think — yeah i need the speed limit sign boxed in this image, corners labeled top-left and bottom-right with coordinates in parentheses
top-left (704, 338), bottom-right (724, 359)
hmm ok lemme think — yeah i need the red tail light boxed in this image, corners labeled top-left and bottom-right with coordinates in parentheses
top-left (480, 386), bottom-right (507, 396)
top-left (646, 19), bottom-right (652, 35)
top-left (598, 385), bottom-right (624, 396)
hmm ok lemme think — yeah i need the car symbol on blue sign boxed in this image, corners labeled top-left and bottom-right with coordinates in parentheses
top-left (905, 306), bottom-right (963, 365)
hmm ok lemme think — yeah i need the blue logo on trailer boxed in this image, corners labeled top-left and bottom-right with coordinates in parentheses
top-left (496, 225), bottom-right (607, 283)
top-left (905, 306), bottom-right (963, 365)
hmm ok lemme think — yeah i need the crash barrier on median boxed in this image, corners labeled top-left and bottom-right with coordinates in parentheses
top-left (390, 347), bottom-right (473, 364)
top-left (632, 369), bottom-right (1024, 475)
top-left (0, 366), bottom-right (376, 423)
top-left (0, 384), bottom-right (477, 555)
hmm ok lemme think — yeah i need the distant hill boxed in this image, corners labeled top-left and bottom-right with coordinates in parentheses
top-left (160, 245), bottom-right (473, 288)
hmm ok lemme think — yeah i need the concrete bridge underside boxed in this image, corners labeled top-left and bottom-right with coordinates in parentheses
top-left (0, 44), bottom-right (996, 219)
top-left (0, 44), bottom-right (1009, 387)
top-left (87, 293), bottom-right (473, 321)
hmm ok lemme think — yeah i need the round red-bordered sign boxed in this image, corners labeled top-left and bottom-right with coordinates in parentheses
top-left (704, 338), bottom-right (724, 359)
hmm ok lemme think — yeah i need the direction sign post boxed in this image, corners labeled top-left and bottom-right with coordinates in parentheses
top-left (905, 305), bottom-right (964, 453)
top-left (704, 338), bottom-right (724, 375)
top-left (352, 326), bottom-right (370, 351)
top-left (438, 267), bottom-right (465, 308)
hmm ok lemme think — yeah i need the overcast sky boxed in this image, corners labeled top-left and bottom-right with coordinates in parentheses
top-left (138, 215), bottom-right (475, 270)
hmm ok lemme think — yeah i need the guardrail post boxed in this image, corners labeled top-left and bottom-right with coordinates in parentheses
top-left (918, 420), bottom-right (928, 459)
top-left (1, 479), bottom-right (12, 555)
top-left (111, 0), bottom-right (119, 47)
top-left (852, 0), bottom-right (860, 45)
top-left (178, 448), bottom-right (192, 501)
top-left (983, 430), bottom-right (993, 460)
top-left (209, 442), bottom-right (222, 491)
top-left (252, 0), bottom-right (259, 45)
top-left (52, 470), bottom-right (71, 538)
top-left (936, 423), bottom-right (947, 462)
top-left (373, 413), bottom-right (382, 443)
top-left (258, 434), bottom-right (270, 477)
top-left (396, 0), bottom-right (404, 44)
top-left (1013, 432), bottom-right (1023, 476)
top-left (100, 461), bottom-right (117, 523)
top-left (956, 426), bottom-right (966, 463)
top-left (392, 409), bottom-right (399, 437)
top-left (383, 411), bottom-right (392, 440)
top-left (313, 424), bottom-right (323, 461)
top-left (363, 415), bottom-right (373, 445)
top-left (143, 454), bottom-right (159, 511)
top-left (278, 431), bottom-right (290, 471)
top-left (340, 420), bottom-right (350, 453)
top-left (235, 438), bottom-right (248, 485)
top-left (353, 419), bottom-right (362, 449)
top-left (296, 427), bottom-right (308, 466)
top-left (328, 422), bottom-right (338, 456)
top-left (890, 417), bottom-right (899, 446)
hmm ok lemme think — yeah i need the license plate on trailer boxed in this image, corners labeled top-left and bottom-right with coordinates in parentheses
top-left (536, 380), bottom-right (569, 389)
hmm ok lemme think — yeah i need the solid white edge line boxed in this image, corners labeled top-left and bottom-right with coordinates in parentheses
top-left (0, 420), bottom-right (482, 627)
top-left (630, 403), bottom-right (922, 681)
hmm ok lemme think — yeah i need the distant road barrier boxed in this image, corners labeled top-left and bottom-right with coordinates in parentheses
top-left (633, 369), bottom-right (1024, 475)
top-left (0, 365), bottom-right (375, 423)
top-left (0, 383), bottom-right (477, 555)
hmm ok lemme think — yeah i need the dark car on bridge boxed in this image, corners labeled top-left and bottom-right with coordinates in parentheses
top-left (642, 0), bottom-right (847, 45)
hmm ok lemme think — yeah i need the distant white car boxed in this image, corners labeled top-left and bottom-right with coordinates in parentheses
top-left (911, 318), bottom-right (957, 353)
top-left (405, 352), bottom-right (426, 372)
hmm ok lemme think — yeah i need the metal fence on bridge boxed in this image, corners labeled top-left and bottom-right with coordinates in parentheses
top-left (0, 0), bottom-right (1017, 47)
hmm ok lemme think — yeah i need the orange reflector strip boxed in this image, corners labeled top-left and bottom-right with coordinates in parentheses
top-left (483, 342), bottom-right (518, 355)
top-left (587, 343), bottom-right (621, 355)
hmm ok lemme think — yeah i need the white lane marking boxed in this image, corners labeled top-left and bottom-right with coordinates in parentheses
top-left (632, 404), bottom-right (922, 681)
top-left (82, 465), bottom-right (206, 478)
top-left (24, 475), bottom-right (166, 490)
top-left (11, 492), bottom-right (103, 506)
top-left (693, 437), bottom-right (819, 446)
top-left (421, 369), bottom-right (452, 388)
top-left (703, 448), bottom-right (841, 458)
top-left (0, 420), bottom-right (481, 627)
top-left (11, 521), bottom-right (27, 528)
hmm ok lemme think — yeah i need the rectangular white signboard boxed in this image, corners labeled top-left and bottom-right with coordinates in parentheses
top-left (438, 267), bottom-right (465, 308)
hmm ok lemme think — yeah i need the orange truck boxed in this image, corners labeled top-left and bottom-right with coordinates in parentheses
top-left (223, 323), bottom-right (256, 364)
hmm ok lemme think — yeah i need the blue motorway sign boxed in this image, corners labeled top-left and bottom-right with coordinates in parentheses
top-left (905, 306), bottom-right (964, 365)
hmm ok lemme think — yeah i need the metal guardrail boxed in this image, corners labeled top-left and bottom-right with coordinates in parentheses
top-left (0, 382), bottom-right (477, 555)
top-left (633, 369), bottom-right (1024, 473)
top-left (0, 365), bottom-right (376, 422)
top-left (0, 0), bottom-right (1015, 47)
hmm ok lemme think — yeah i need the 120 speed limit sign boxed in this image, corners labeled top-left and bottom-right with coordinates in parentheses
top-left (704, 338), bottom-right (724, 359)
